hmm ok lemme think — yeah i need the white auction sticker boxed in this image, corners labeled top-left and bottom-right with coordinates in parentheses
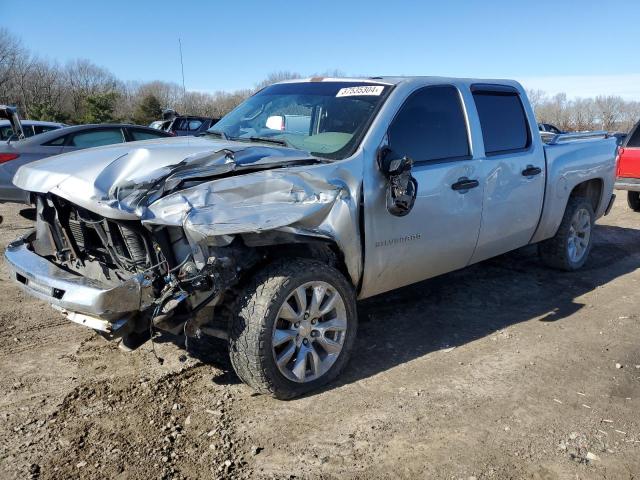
top-left (336, 85), bottom-right (385, 97)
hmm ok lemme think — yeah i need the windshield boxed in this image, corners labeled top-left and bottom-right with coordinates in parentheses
top-left (209, 82), bottom-right (391, 160)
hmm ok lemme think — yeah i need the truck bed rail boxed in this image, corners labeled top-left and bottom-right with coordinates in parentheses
top-left (542, 130), bottom-right (609, 145)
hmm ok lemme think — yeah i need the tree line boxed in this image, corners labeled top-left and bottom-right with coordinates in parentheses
top-left (0, 29), bottom-right (304, 126)
top-left (1, 28), bottom-right (639, 132)
top-left (528, 90), bottom-right (640, 133)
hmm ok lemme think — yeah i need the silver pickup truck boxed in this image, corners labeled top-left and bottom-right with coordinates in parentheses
top-left (5, 77), bottom-right (617, 398)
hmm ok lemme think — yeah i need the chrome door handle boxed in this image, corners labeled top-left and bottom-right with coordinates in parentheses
top-left (451, 177), bottom-right (479, 191)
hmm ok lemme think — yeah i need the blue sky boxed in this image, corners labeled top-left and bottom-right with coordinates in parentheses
top-left (2, 0), bottom-right (640, 99)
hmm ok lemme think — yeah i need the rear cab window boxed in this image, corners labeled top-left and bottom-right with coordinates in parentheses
top-left (471, 85), bottom-right (531, 156)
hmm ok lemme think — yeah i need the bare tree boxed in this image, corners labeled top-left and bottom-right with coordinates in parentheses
top-left (535, 93), bottom-right (572, 130)
top-left (526, 89), bottom-right (547, 112)
top-left (618, 100), bottom-right (640, 132)
top-left (64, 59), bottom-right (119, 119)
top-left (594, 95), bottom-right (624, 131)
top-left (0, 28), bottom-right (24, 93)
top-left (254, 71), bottom-right (302, 90)
top-left (569, 98), bottom-right (596, 131)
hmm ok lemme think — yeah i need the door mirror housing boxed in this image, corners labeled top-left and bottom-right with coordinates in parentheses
top-left (378, 148), bottom-right (418, 217)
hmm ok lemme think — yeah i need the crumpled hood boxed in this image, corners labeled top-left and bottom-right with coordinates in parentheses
top-left (14, 135), bottom-right (365, 285)
top-left (13, 136), bottom-right (322, 219)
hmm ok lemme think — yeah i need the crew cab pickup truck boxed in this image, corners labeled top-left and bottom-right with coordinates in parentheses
top-left (615, 119), bottom-right (640, 210)
top-left (4, 77), bottom-right (617, 398)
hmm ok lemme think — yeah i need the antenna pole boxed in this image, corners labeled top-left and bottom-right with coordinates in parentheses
top-left (178, 38), bottom-right (186, 98)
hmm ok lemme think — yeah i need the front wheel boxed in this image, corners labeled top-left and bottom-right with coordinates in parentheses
top-left (538, 196), bottom-right (594, 271)
top-left (228, 258), bottom-right (357, 399)
top-left (627, 191), bottom-right (640, 212)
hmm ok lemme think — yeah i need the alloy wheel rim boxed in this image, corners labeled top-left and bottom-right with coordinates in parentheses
top-left (271, 281), bottom-right (347, 383)
top-left (567, 207), bottom-right (591, 263)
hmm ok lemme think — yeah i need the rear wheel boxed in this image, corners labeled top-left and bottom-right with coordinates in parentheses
top-left (538, 196), bottom-right (594, 271)
top-left (228, 258), bottom-right (357, 399)
top-left (627, 191), bottom-right (640, 212)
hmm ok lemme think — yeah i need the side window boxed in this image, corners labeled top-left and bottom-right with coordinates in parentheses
top-left (130, 129), bottom-right (168, 141)
top-left (0, 125), bottom-right (13, 140)
top-left (187, 120), bottom-right (202, 131)
top-left (625, 123), bottom-right (640, 148)
top-left (33, 125), bottom-right (59, 135)
top-left (388, 85), bottom-right (470, 162)
top-left (172, 119), bottom-right (186, 130)
top-left (472, 89), bottom-right (531, 155)
top-left (44, 135), bottom-right (67, 146)
top-left (69, 129), bottom-right (124, 148)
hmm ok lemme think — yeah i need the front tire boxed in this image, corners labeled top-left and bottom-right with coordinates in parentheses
top-left (627, 191), bottom-right (640, 212)
top-left (228, 258), bottom-right (357, 399)
top-left (538, 196), bottom-right (594, 271)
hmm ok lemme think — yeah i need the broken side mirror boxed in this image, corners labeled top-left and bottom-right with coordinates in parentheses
top-left (378, 148), bottom-right (418, 217)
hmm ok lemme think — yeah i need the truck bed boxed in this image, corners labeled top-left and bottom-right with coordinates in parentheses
top-left (531, 132), bottom-right (617, 243)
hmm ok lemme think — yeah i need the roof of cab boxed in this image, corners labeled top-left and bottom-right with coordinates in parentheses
top-left (275, 76), bottom-right (524, 91)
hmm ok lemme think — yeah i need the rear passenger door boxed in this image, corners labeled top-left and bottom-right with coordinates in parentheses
top-left (469, 85), bottom-right (545, 263)
top-left (361, 85), bottom-right (485, 297)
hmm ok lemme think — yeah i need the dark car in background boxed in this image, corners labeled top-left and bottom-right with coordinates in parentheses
top-left (610, 132), bottom-right (627, 146)
top-left (538, 123), bottom-right (564, 134)
top-left (167, 115), bottom-right (220, 136)
top-left (149, 109), bottom-right (219, 136)
top-left (0, 123), bottom-right (172, 203)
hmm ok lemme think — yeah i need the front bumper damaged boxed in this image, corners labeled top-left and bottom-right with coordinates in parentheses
top-left (4, 231), bottom-right (155, 336)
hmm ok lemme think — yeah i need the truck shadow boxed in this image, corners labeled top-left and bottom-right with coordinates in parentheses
top-left (194, 224), bottom-right (640, 394)
top-left (337, 223), bottom-right (640, 389)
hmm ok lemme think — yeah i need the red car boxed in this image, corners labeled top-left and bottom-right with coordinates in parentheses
top-left (615, 120), bottom-right (640, 210)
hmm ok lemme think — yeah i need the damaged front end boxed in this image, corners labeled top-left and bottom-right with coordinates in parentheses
top-left (5, 144), bottom-right (362, 347)
top-left (5, 193), bottom-right (252, 343)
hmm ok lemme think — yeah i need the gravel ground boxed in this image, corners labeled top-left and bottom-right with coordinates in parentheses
top-left (0, 198), bottom-right (639, 480)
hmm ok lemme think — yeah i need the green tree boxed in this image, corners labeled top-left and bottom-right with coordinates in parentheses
top-left (28, 101), bottom-right (69, 123)
top-left (133, 94), bottom-right (162, 125)
top-left (82, 92), bottom-right (118, 123)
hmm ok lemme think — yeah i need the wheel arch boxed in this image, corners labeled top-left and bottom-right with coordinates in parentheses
top-left (239, 232), bottom-right (352, 286)
top-left (531, 176), bottom-right (606, 244)
top-left (569, 178), bottom-right (604, 213)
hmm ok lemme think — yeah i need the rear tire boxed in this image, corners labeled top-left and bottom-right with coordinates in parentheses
top-left (228, 258), bottom-right (357, 399)
top-left (538, 196), bottom-right (594, 271)
top-left (627, 191), bottom-right (640, 212)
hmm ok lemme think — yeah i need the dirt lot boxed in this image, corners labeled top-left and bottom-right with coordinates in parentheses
top-left (0, 198), bottom-right (639, 480)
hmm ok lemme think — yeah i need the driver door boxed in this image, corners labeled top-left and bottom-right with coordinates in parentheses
top-left (360, 85), bottom-right (485, 298)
